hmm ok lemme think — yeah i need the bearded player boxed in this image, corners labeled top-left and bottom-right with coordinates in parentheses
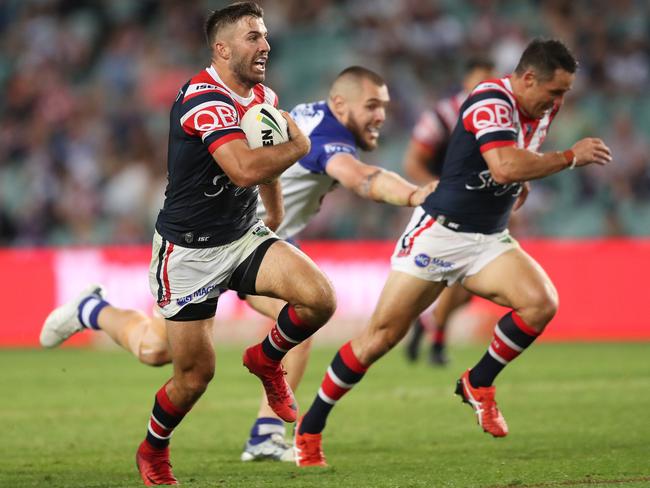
top-left (40, 66), bottom-right (436, 467)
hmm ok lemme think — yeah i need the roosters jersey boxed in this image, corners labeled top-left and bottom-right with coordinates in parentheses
top-left (422, 77), bottom-right (560, 234)
top-left (411, 91), bottom-right (466, 177)
top-left (256, 100), bottom-right (359, 239)
top-left (155, 66), bottom-right (278, 248)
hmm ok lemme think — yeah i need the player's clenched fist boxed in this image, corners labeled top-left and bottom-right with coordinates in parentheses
top-left (571, 137), bottom-right (612, 167)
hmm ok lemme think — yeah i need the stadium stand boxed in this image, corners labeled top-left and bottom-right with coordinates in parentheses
top-left (0, 0), bottom-right (648, 246)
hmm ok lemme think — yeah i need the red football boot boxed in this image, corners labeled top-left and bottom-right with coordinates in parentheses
top-left (455, 369), bottom-right (509, 437)
top-left (136, 441), bottom-right (178, 486)
top-left (294, 417), bottom-right (327, 467)
top-left (243, 344), bottom-right (297, 422)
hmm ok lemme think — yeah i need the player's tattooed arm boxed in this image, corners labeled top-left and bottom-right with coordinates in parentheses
top-left (360, 170), bottom-right (382, 198)
top-left (326, 152), bottom-right (426, 206)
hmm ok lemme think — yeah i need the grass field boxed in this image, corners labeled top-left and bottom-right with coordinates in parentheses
top-left (2, 343), bottom-right (650, 488)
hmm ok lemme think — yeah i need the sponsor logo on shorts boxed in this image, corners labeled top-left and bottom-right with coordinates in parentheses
top-left (414, 253), bottom-right (431, 267)
top-left (177, 284), bottom-right (218, 306)
top-left (427, 257), bottom-right (455, 269)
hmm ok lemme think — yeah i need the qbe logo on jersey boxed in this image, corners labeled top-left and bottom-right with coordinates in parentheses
top-left (181, 101), bottom-right (239, 133)
top-left (472, 102), bottom-right (512, 130)
top-left (463, 96), bottom-right (515, 136)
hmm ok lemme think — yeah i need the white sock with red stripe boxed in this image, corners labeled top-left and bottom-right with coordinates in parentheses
top-left (469, 311), bottom-right (540, 387)
top-left (299, 341), bottom-right (368, 434)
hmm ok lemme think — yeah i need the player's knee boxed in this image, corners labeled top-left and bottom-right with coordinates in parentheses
top-left (526, 285), bottom-right (559, 329)
top-left (316, 282), bottom-right (337, 320)
top-left (139, 347), bottom-right (171, 367)
top-left (178, 366), bottom-right (214, 398)
top-left (299, 273), bottom-right (337, 325)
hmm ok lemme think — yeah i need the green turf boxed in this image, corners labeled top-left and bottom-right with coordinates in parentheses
top-left (2, 343), bottom-right (649, 487)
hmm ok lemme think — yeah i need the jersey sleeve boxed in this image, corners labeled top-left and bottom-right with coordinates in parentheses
top-left (318, 141), bottom-right (358, 172)
top-left (461, 89), bottom-right (517, 153)
top-left (179, 86), bottom-right (246, 153)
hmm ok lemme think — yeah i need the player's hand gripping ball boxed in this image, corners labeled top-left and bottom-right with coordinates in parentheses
top-left (240, 103), bottom-right (289, 148)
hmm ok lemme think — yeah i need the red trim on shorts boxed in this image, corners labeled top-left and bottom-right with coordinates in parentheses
top-left (339, 341), bottom-right (368, 374)
top-left (288, 305), bottom-right (306, 327)
top-left (156, 383), bottom-right (190, 416)
top-left (512, 312), bottom-right (539, 336)
top-left (208, 132), bottom-right (246, 154)
top-left (405, 217), bottom-right (435, 254)
top-left (162, 243), bottom-right (174, 309)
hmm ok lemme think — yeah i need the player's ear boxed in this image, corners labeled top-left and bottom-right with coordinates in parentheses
top-left (522, 69), bottom-right (537, 88)
top-left (215, 40), bottom-right (231, 60)
top-left (330, 94), bottom-right (347, 117)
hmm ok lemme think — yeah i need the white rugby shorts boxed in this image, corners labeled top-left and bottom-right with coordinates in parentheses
top-left (391, 207), bottom-right (519, 285)
top-left (149, 220), bottom-right (277, 318)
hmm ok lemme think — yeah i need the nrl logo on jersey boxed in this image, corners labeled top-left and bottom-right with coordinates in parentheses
top-left (465, 169), bottom-right (523, 197)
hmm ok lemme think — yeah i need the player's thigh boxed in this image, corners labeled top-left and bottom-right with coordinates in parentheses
top-left (254, 240), bottom-right (333, 306)
top-left (462, 247), bottom-right (557, 312)
top-left (165, 318), bottom-right (215, 376)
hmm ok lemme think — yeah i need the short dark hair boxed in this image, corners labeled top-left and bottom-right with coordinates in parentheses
top-left (204, 2), bottom-right (264, 47)
top-left (335, 66), bottom-right (386, 87)
top-left (514, 38), bottom-right (578, 81)
top-left (465, 56), bottom-right (495, 74)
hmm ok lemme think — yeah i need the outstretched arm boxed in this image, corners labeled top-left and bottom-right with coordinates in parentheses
top-left (325, 153), bottom-right (436, 207)
top-left (482, 138), bottom-right (612, 184)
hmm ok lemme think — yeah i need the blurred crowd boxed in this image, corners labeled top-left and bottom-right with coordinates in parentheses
top-left (0, 0), bottom-right (648, 246)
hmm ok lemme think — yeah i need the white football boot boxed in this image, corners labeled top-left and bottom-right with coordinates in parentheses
top-left (40, 284), bottom-right (106, 348)
top-left (240, 433), bottom-right (295, 462)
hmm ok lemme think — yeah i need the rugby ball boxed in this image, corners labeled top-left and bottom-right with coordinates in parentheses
top-left (240, 103), bottom-right (289, 148)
